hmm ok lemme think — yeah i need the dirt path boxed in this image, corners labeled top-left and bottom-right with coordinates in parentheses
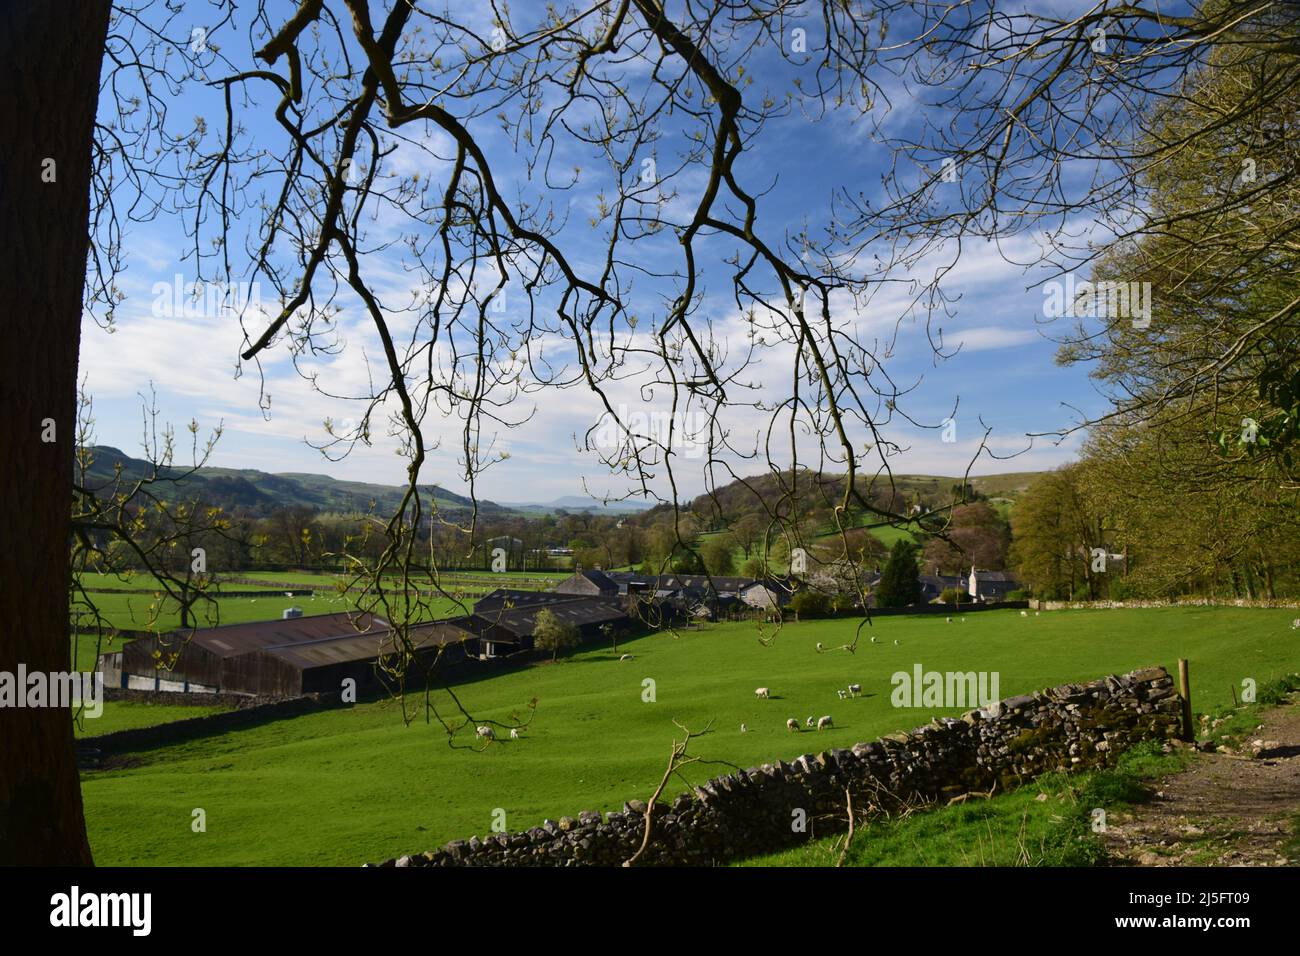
top-left (1100, 694), bottom-right (1300, 866)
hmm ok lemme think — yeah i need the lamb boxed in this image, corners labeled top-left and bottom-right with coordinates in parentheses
top-left (816, 642), bottom-right (825, 652)
top-left (754, 687), bottom-right (771, 699)
top-left (893, 639), bottom-right (900, 646)
top-left (509, 728), bottom-right (521, 740)
top-left (837, 689), bottom-right (847, 700)
top-left (475, 725), bottom-right (495, 740)
top-left (786, 718), bottom-right (800, 732)
top-left (817, 715), bottom-right (833, 730)
top-left (870, 636), bottom-right (878, 644)
top-left (806, 716), bottom-right (815, 728)
top-left (946, 616), bottom-right (952, 623)
top-left (847, 683), bottom-right (861, 697)
top-left (619, 653), bottom-right (634, 661)
top-left (1020, 610), bottom-right (1028, 617)
top-left (740, 723), bottom-right (748, 733)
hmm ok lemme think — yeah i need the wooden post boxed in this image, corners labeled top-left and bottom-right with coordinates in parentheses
top-left (1178, 659), bottom-right (1193, 742)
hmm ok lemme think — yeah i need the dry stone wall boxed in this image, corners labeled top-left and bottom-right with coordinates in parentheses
top-left (375, 666), bottom-right (1181, 867)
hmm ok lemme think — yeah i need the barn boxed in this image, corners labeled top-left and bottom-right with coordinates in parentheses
top-left (99, 611), bottom-right (479, 698)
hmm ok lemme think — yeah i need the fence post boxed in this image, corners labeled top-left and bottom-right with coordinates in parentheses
top-left (1177, 658), bottom-right (1193, 742)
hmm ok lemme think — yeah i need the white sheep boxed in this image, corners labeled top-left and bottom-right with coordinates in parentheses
top-left (755, 687), bottom-right (770, 699)
top-left (946, 616), bottom-right (952, 623)
top-left (509, 728), bottom-right (521, 740)
top-left (805, 716), bottom-right (815, 728)
top-left (1020, 610), bottom-right (1028, 617)
top-left (870, 636), bottom-right (878, 644)
top-left (893, 639), bottom-right (899, 646)
top-left (848, 683), bottom-right (861, 697)
top-left (740, 723), bottom-right (748, 733)
top-left (786, 718), bottom-right (800, 732)
top-left (837, 689), bottom-right (847, 700)
top-left (817, 715), bottom-right (833, 730)
top-left (619, 653), bottom-right (634, 662)
top-left (476, 725), bottom-right (495, 740)
top-left (1292, 618), bottom-right (1300, 630)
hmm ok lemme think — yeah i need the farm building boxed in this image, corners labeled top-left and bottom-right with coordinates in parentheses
top-left (967, 567), bottom-right (1023, 602)
top-left (469, 589), bottom-right (632, 653)
top-left (98, 611), bottom-right (478, 698)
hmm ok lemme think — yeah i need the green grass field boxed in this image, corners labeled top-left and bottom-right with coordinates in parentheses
top-left (78, 606), bottom-right (1299, 866)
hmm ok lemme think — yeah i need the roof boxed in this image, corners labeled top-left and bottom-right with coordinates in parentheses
top-left (164, 611), bottom-right (383, 659)
top-left (256, 619), bottom-right (475, 669)
top-left (471, 595), bottom-right (628, 640)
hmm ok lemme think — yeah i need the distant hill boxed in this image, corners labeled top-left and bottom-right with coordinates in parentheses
top-left (78, 446), bottom-right (512, 518)
top-left (636, 469), bottom-right (1043, 523)
top-left (503, 495), bottom-right (658, 515)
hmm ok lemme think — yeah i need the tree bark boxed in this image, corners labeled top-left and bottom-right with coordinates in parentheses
top-left (0, 0), bottom-right (111, 865)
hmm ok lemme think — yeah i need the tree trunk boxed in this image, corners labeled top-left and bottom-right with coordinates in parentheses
top-left (0, 0), bottom-right (111, 865)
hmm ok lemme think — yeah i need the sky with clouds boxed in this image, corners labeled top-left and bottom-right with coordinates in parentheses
top-left (79, 0), bottom-right (1121, 505)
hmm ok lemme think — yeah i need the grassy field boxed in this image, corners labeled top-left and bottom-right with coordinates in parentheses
top-left (78, 606), bottom-right (1298, 866)
top-left (72, 568), bottom-right (561, 734)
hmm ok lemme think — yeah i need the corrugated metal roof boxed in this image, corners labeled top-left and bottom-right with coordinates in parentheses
top-left (165, 611), bottom-right (383, 658)
top-left (259, 618), bottom-right (477, 669)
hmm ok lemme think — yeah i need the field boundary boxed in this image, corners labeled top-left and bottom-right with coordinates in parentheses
top-left (376, 665), bottom-right (1182, 867)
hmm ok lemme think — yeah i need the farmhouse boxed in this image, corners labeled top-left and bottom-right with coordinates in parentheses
top-left (967, 567), bottom-right (1022, 602)
top-left (98, 611), bottom-right (476, 698)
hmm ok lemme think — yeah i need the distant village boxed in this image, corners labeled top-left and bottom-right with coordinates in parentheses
top-left (100, 564), bottom-right (1023, 699)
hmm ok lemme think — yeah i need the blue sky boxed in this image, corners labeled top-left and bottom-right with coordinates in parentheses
top-left (79, 0), bottom-right (1119, 504)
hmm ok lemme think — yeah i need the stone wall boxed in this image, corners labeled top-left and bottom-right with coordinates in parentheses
top-left (1039, 598), bottom-right (1300, 611)
top-left (375, 666), bottom-right (1181, 867)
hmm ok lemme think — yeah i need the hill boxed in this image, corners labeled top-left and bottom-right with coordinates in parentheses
top-left (79, 446), bottom-right (512, 518)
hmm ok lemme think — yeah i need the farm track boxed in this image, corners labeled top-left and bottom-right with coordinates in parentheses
top-left (1101, 693), bottom-right (1300, 867)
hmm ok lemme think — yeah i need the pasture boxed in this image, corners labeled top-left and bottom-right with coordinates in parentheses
top-left (78, 606), bottom-right (1297, 865)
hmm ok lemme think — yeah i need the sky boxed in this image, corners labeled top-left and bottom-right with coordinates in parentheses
top-left (79, 0), bottom-right (1122, 505)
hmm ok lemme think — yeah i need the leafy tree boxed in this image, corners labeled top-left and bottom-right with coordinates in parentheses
top-left (875, 540), bottom-right (922, 608)
top-left (533, 609), bottom-right (580, 663)
top-left (789, 589), bottom-right (834, 619)
top-left (699, 536), bottom-right (737, 575)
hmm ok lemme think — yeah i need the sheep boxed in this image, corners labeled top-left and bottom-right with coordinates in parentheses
top-left (816, 642), bottom-right (826, 653)
top-left (946, 616), bottom-right (952, 624)
top-left (509, 728), bottom-right (521, 740)
top-left (837, 689), bottom-right (847, 700)
top-left (619, 653), bottom-right (634, 662)
top-left (740, 723), bottom-right (748, 733)
top-left (786, 718), bottom-right (800, 732)
top-left (1292, 618), bottom-right (1300, 630)
top-left (754, 687), bottom-right (771, 699)
top-left (893, 639), bottom-right (900, 646)
top-left (870, 636), bottom-right (878, 644)
top-left (817, 715), bottom-right (833, 730)
top-left (1020, 610), bottom-right (1028, 617)
top-left (806, 716), bottom-right (815, 728)
top-left (475, 725), bottom-right (495, 740)
top-left (847, 683), bottom-right (862, 697)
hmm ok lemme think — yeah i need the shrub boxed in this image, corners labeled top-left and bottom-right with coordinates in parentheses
top-left (789, 589), bottom-right (834, 618)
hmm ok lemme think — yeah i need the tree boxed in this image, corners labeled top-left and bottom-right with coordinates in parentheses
top-left (729, 515), bottom-right (764, 560)
top-left (533, 609), bottom-right (580, 663)
top-left (875, 541), bottom-right (922, 609)
top-left (1, 0), bottom-right (114, 866)
top-left (922, 502), bottom-right (1011, 575)
top-left (789, 589), bottom-right (833, 619)
top-left (699, 536), bottom-right (737, 575)
top-left (1009, 466), bottom-right (1110, 601)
